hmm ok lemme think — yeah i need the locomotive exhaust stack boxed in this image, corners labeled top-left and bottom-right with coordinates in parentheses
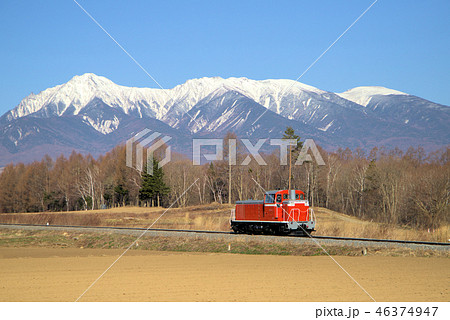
top-left (231, 189), bottom-right (316, 236)
top-left (289, 189), bottom-right (296, 200)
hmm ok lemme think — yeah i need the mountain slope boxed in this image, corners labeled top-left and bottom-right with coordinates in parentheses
top-left (338, 86), bottom-right (450, 142)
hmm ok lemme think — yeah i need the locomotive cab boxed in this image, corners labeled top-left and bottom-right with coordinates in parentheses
top-left (279, 190), bottom-right (315, 235)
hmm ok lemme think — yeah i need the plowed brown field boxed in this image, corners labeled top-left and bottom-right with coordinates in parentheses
top-left (0, 248), bottom-right (448, 302)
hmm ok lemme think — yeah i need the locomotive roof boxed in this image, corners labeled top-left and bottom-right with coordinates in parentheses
top-left (236, 200), bottom-right (264, 204)
top-left (265, 190), bottom-right (303, 194)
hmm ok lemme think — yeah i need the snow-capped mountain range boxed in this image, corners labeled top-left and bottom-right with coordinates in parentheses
top-left (0, 73), bottom-right (448, 165)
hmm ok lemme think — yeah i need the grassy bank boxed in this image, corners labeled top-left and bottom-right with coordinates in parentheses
top-left (0, 204), bottom-right (448, 243)
top-left (315, 208), bottom-right (449, 243)
top-left (0, 228), bottom-right (447, 258)
top-left (0, 203), bottom-right (233, 231)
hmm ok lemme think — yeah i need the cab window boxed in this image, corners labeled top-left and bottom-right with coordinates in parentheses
top-left (300, 194), bottom-right (305, 200)
top-left (265, 193), bottom-right (275, 203)
top-left (283, 194), bottom-right (288, 200)
top-left (295, 194), bottom-right (299, 200)
top-left (276, 194), bottom-right (282, 203)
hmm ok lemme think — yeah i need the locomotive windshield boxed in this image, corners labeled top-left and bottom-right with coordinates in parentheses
top-left (265, 193), bottom-right (275, 203)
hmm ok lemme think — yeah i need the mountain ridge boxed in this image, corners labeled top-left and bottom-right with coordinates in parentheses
top-left (0, 73), bottom-right (448, 166)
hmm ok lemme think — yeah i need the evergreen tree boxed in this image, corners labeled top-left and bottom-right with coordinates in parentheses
top-left (363, 159), bottom-right (381, 218)
top-left (114, 184), bottom-right (129, 206)
top-left (282, 126), bottom-right (303, 190)
top-left (139, 158), bottom-right (170, 207)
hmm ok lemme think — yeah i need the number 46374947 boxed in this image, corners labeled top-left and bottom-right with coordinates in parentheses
top-left (375, 307), bottom-right (438, 317)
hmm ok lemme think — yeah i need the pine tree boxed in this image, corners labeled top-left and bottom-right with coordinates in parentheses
top-left (282, 126), bottom-right (303, 190)
top-left (139, 158), bottom-right (170, 207)
top-left (114, 184), bottom-right (129, 207)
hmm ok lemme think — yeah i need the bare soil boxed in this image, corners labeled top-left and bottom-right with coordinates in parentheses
top-left (0, 247), bottom-right (448, 302)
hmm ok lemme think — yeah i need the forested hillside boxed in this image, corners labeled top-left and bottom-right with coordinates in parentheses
top-left (0, 142), bottom-right (448, 230)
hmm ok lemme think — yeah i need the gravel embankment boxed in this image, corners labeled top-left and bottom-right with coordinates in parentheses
top-left (1, 223), bottom-right (448, 252)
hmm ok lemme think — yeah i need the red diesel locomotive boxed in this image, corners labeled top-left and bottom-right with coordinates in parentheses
top-left (230, 189), bottom-right (315, 235)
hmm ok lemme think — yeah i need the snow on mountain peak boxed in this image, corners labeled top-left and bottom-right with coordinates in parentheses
top-left (7, 73), bottom-right (416, 136)
top-left (7, 73), bottom-right (330, 122)
top-left (337, 86), bottom-right (408, 107)
top-left (7, 73), bottom-right (172, 121)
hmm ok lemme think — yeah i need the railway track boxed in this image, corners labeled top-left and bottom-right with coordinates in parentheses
top-left (0, 223), bottom-right (448, 248)
top-left (0, 223), bottom-right (232, 235)
top-left (312, 235), bottom-right (449, 247)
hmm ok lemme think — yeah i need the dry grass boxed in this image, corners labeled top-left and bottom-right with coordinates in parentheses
top-left (314, 207), bottom-right (449, 243)
top-left (0, 204), bottom-right (448, 243)
top-left (0, 203), bottom-right (233, 231)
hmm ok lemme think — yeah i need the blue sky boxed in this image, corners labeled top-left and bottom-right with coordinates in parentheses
top-left (1, 0), bottom-right (449, 116)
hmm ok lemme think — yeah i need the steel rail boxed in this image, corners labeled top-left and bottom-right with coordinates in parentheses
top-left (0, 223), bottom-right (232, 235)
top-left (0, 223), bottom-right (448, 247)
top-left (311, 235), bottom-right (449, 247)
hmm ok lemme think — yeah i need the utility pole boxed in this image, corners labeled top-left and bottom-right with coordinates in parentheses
top-left (228, 162), bottom-right (232, 204)
top-left (225, 132), bottom-right (237, 204)
top-left (288, 144), bottom-right (292, 190)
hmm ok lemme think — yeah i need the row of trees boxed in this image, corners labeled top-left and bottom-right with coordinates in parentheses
top-left (0, 147), bottom-right (169, 213)
top-left (0, 131), bottom-right (448, 229)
